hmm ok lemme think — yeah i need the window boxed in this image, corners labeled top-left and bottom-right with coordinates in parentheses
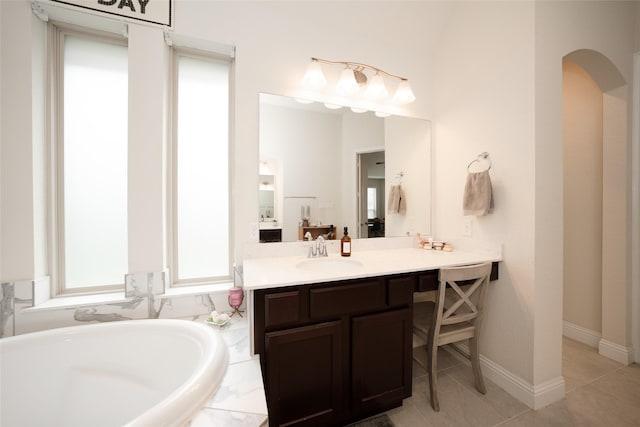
top-left (367, 187), bottom-right (377, 218)
top-left (170, 51), bottom-right (231, 286)
top-left (52, 27), bottom-right (128, 293)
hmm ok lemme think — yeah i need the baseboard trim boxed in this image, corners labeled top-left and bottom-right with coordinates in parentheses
top-left (443, 344), bottom-right (565, 410)
top-left (598, 338), bottom-right (633, 365)
top-left (562, 321), bottom-right (601, 348)
top-left (562, 322), bottom-right (634, 365)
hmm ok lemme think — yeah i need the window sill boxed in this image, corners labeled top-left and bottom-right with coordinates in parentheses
top-left (27, 282), bottom-right (234, 312)
top-left (161, 282), bottom-right (234, 299)
top-left (28, 291), bottom-right (130, 312)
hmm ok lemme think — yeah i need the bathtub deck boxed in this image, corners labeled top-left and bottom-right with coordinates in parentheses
top-left (188, 315), bottom-right (268, 427)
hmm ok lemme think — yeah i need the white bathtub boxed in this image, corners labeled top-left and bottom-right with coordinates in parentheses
top-left (0, 319), bottom-right (229, 427)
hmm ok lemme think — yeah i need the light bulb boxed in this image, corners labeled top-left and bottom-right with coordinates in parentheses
top-left (301, 60), bottom-right (327, 90)
top-left (392, 80), bottom-right (416, 104)
top-left (365, 74), bottom-right (388, 100)
top-left (337, 68), bottom-right (359, 95)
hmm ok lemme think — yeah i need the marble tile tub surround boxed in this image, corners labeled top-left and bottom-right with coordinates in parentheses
top-left (187, 314), bottom-right (268, 427)
top-left (0, 271), bottom-right (243, 338)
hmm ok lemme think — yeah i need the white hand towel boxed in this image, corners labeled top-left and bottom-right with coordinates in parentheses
top-left (463, 170), bottom-right (494, 216)
top-left (388, 185), bottom-right (407, 215)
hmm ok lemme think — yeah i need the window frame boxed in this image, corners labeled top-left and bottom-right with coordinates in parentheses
top-left (167, 46), bottom-right (234, 288)
top-left (48, 23), bottom-right (129, 296)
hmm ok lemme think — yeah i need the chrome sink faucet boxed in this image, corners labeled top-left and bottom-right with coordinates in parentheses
top-left (304, 231), bottom-right (317, 258)
top-left (316, 235), bottom-right (328, 257)
top-left (304, 232), bottom-right (328, 258)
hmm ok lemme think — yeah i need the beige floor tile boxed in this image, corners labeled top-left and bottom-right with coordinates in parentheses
top-left (410, 373), bottom-right (505, 427)
top-left (384, 337), bottom-right (640, 427)
top-left (413, 345), bottom-right (461, 373)
top-left (386, 400), bottom-right (435, 427)
top-left (565, 382), bottom-right (640, 426)
top-left (446, 364), bottom-right (530, 420)
top-left (589, 367), bottom-right (640, 408)
top-left (562, 338), bottom-right (622, 392)
top-left (497, 401), bottom-right (578, 427)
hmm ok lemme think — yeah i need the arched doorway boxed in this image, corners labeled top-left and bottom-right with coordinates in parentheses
top-left (562, 49), bottom-right (633, 365)
top-left (562, 59), bottom-right (603, 346)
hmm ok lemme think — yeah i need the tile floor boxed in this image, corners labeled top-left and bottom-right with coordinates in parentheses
top-left (384, 338), bottom-right (640, 426)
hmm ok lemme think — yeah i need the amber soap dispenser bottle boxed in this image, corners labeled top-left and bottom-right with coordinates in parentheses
top-left (340, 227), bottom-right (352, 257)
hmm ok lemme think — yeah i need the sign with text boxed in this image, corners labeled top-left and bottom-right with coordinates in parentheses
top-left (52, 0), bottom-right (172, 27)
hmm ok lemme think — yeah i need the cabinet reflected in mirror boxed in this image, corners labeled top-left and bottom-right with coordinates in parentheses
top-left (259, 93), bottom-right (431, 242)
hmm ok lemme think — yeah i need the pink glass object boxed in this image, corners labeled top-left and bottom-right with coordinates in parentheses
top-left (228, 287), bottom-right (244, 317)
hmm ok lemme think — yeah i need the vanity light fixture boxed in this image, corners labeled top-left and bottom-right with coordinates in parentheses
top-left (300, 59), bottom-right (327, 89)
top-left (365, 74), bottom-right (389, 100)
top-left (301, 57), bottom-right (416, 105)
top-left (259, 161), bottom-right (273, 175)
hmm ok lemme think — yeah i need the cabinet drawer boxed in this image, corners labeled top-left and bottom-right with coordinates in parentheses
top-left (265, 290), bottom-right (302, 328)
top-left (388, 276), bottom-right (415, 306)
top-left (259, 228), bottom-right (282, 243)
top-left (310, 279), bottom-right (385, 318)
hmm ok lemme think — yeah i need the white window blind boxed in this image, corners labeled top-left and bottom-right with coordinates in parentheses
top-left (61, 33), bottom-right (128, 290)
top-left (173, 54), bottom-right (230, 283)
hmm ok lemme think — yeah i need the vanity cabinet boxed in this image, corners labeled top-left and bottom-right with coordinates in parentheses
top-left (260, 228), bottom-right (282, 243)
top-left (265, 321), bottom-right (343, 426)
top-left (254, 275), bottom-right (414, 427)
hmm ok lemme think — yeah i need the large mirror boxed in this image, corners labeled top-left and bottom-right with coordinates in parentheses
top-left (259, 93), bottom-right (431, 243)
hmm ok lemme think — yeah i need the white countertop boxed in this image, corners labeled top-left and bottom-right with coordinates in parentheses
top-left (258, 222), bottom-right (280, 230)
top-left (243, 244), bottom-right (502, 291)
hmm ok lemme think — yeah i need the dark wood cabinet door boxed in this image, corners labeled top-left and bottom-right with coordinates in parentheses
top-left (265, 321), bottom-right (343, 427)
top-left (351, 307), bottom-right (413, 415)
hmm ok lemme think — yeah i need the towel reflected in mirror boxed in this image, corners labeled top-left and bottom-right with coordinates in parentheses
top-left (388, 184), bottom-right (407, 215)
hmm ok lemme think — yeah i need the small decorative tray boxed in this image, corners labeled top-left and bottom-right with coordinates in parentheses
top-left (206, 317), bottom-right (230, 327)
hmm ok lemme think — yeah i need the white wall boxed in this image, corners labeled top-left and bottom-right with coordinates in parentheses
top-left (1, 1), bottom-right (41, 281)
top-left (168, 0), bottom-right (440, 260)
top-left (432, 0), bottom-right (637, 397)
top-left (1, 0), bottom-right (638, 409)
top-left (127, 25), bottom-right (167, 274)
top-left (535, 1), bottom-right (636, 370)
top-left (432, 0), bottom-right (538, 386)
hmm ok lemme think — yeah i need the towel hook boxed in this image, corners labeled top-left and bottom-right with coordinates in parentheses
top-left (395, 172), bottom-right (405, 184)
top-left (467, 152), bottom-right (491, 172)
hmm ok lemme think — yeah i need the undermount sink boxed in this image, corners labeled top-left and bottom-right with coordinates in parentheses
top-left (296, 257), bottom-right (364, 272)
